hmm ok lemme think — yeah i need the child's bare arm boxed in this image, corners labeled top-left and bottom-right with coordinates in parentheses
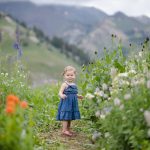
top-left (59, 83), bottom-right (67, 99)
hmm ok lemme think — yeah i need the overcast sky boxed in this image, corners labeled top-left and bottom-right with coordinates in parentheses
top-left (29, 0), bottom-right (150, 17)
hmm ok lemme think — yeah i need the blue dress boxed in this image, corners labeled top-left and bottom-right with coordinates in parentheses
top-left (56, 83), bottom-right (81, 121)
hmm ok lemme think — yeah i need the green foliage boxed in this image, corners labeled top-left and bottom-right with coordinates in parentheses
top-left (33, 26), bottom-right (48, 43)
top-left (30, 84), bottom-right (60, 132)
top-left (0, 62), bottom-right (30, 103)
top-left (51, 36), bottom-right (90, 65)
top-left (0, 107), bottom-right (33, 150)
top-left (0, 59), bottom-right (60, 149)
top-left (0, 64), bottom-right (34, 150)
top-left (80, 39), bottom-right (150, 149)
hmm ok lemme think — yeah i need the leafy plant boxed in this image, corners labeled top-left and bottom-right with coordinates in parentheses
top-left (80, 38), bottom-right (150, 149)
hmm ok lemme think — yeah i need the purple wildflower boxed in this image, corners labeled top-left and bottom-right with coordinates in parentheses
top-left (13, 25), bottom-right (23, 59)
top-left (18, 47), bottom-right (23, 57)
top-left (13, 42), bottom-right (20, 50)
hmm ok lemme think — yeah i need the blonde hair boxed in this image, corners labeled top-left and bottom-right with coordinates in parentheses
top-left (62, 66), bottom-right (76, 76)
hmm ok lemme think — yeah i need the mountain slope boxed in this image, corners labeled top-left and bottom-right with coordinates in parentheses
top-left (0, 12), bottom-right (79, 86)
top-left (0, 1), bottom-right (107, 40)
top-left (78, 12), bottom-right (150, 55)
top-left (0, 1), bottom-right (150, 56)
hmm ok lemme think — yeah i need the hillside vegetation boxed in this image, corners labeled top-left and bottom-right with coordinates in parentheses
top-left (0, 12), bottom-right (80, 86)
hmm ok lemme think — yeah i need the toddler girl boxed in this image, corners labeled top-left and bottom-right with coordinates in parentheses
top-left (56, 66), bottom-right (83, 136)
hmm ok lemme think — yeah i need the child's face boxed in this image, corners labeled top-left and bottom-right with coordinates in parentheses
top-left (64, 70), bottom-right (76, 82)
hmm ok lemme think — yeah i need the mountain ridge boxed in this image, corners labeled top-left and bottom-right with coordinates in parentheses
top-left (0, 1), bottom-right (150, 55)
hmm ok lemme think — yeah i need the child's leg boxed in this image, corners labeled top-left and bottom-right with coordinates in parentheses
top-left (67, 121), bottom-right (71, 131)
top-left (62, 121), bottom-right (68, 132)
top-left (62, 121), bottom-right (72, 136)
top-left (67, 121), bottom-right (75, 134)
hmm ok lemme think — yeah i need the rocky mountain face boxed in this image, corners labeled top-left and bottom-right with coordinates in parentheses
top-left (0, 1), bottom-right (150, 55)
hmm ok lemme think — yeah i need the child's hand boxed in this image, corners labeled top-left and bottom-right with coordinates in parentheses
top-left (61, 94), bottom-right (67, 99)
top-left (78, 95), bottom-right (84, 100)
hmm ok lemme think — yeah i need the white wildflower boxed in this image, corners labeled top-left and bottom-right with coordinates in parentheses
top-left (104, 132), bottom-right (110, 138)
top-left (19, 74), bottom-right (23, 77)
top-left (21, 129), bottom-right (26, 139)
top-left (135, 55), bottom-right (138, 59)
top-left (94, 91), bottom-right (99, 96)
top-left (110, 67), bottom-right (117, 79)
top-left (131, 78), bottom-right (145, 86)
top-left (5, 73), bottom-right (8, 77)
top-left (119, 80), bottom-right (130, 86)
top-left (10, 79), bottom-right (14, 83)
top-left (102, 83), bottom-right (108, 91)
top-left (113, 76), bottom-right (119, 82)
top-left (95, 110), bottom-right (101, 117)
top-left (97, 98), bottom-right (102, 104)
top-left (92, 131), bottom-right (101, 141)
top-left (85, 93), bottom-right (95, 100)
top-left (146, 72), bottom-right (150, 79)
top-left (95, 87), bottom-right (100, 92)
top-left (94, 88), bottom-right (104, 97)
top-left (142, 60), bottom-right (146, 63)
top-left (147, 80), bottom-right (150, 89)
top-left (139, 51), bottom-right (143, 57)
top-left (140, 108), bottom-right (144, 112)
top-left (110, 89), bottom-right (118, 95)
top-left (130, 64), bottom-right (136, 70)
top-left (103, 107), bottom-right (112, 114)
top-left (128, 69), bottom-right (136, 75)
top-left (143, 67), bottom-right (148, 74)
top-left (97, 99), bottom-right (101, 103)
top-left (148, 129), bottom-right (150, 137)
top-left (144, 111), bottom-right (150, 126)
top-left (131, 79), bottom-right (138, 86)
top-left (114, 98), bottom-right (121, 106)
top-left (94, 87), bottom-right (100, 96)
top-left (119, 104), bottom-right (124, 110)
top-left (99, 90), bottom-right (104, 97)
top-left (100, 114), bottom-right (106, 119)
top-left (21, 84), bottom-right (24, 87)
top-left (108, 97), bottom-right (111, 101)
top-left (124, 93), bottom-right (131, 100)
top-left (103, 94), bottom-right (108, 99)
top-left (109, 87), bottom-right (112, 92)
top-left (118, 72), bottom-right (128, 77)
top-left (139, 78), bottom-right (145, 85)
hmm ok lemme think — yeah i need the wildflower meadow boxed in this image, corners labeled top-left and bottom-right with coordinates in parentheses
top-left (1, 36), bottom-right (150, 150)
top-left (80, 38), bottom-right (150, 149)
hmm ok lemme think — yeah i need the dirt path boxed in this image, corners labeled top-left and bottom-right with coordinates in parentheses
top-left (39, 129), bottom-right (96, 150)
